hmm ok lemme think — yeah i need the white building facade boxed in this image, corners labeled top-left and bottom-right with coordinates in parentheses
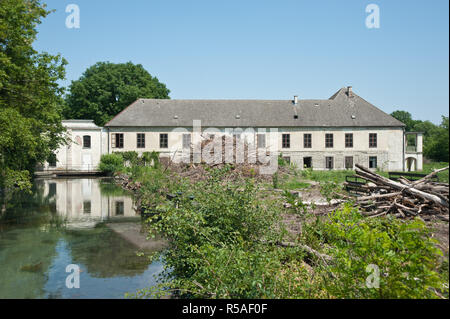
top-left (44, 87), bottom-right (423, 172)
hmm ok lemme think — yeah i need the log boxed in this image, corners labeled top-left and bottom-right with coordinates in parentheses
top-left (355, 165), bottom-right (448, 208)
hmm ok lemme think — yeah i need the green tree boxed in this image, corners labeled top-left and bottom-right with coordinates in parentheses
top-left (391, 110), bottom-right (449, 162)
top-left (390, 110), bottom-right (419, 131)
top-left (424, 116), bottom-right (449, 162)
top-left (0, 0), bottom-right (67, 191)
top-left (64, 62), bottom-right (170, 126)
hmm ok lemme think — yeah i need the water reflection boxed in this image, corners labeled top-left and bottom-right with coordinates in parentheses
top-left (0, 178), bottom-right (165, 299)
top-left (41, 178), bottom-right (137, 229)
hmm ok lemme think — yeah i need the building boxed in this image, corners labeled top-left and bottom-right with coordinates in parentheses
top-left (45, 87), bottom-right (423, 172)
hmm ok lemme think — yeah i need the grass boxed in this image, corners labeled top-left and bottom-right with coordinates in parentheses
top-left (422, 162), bottom-right (449, 183)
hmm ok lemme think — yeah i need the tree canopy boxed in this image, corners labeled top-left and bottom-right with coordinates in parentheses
top-left (64, 62), bottom-right (170, 126)
top-left (0, 0), bottom-right (67, 191)
top-left (391, 111), bottom-right (449, 162)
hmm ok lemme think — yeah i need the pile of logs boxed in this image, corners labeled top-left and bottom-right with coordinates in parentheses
top-left (351, 164), bottom-right (449, 221)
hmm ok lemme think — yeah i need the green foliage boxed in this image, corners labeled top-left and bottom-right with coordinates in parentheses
top-left (115, 162), bottom-right (447, 299)
top-left (136, 167), bottom-right (284, 298)
top-left (141, 151), bottom-right (160, 168)
top-left (391, 110), bottom-right (449, 162)
top-left (319, 180), bottom-right (342, 203)
top-left (300, 169), bottom-right (354, 183)
top-left (317, 204), bottom-right (446, 298)
top-left (120, 151), bottom-right (139, 166)
top-left (64, 62), bottom-right (170, 126)
top-left (0, 0), bottom-right (67, 190)
top-left (422, 162), bottom-right (449, 183)
top-left (98, 153), bottom-right (125, 175)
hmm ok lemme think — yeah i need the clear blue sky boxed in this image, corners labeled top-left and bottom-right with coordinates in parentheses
top-left (34, 0), bottom-right (449, 124)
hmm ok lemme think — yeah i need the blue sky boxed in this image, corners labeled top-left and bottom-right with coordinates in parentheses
top-left (34, 0), bottom-right (449, 124)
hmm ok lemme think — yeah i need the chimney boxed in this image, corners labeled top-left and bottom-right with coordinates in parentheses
top-left (293, 95), bottom-right (298, 105)
top-left (347, 86), bottom-right (353, 98)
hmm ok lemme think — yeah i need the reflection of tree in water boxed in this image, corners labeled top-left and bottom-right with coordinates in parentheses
top-left (64, 225), bottom-right (151, 278)
top-left (99, 179), bottom-right (131, 197)
top-left (0, 179), bottom-right (62, 232)
top-left (0, 180), bottom-right (64, 298)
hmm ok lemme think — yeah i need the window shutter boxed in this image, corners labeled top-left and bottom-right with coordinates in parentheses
top-left (111, 133), bottom-right (116, 148)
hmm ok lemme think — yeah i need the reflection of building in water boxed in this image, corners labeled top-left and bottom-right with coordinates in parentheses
top-left (42, 178), bottom-right (136, 229)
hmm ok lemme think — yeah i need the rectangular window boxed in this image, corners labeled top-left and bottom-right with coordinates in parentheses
top-left (137, 133), bottom-right (145, 148)
top-left (83, 200), bottom-right (91, 214)
top-left (369, 156), bottom-right (377, 169)
top-left (115, 201), bottom-right (124, 216)
top-left (182, 133), bottom-right (191, 149)
top-left (257, 134), bottom-right (266, 148)
top-left (325, 134), bottom-right (333, 148)
top-left (83, 135), bottom-right (91, 149)
top-left (282, 134), bottom-right (290, 148)
top-left (303, 157), bottom-right (312, 168)
top-left (369, 133), bottom-right (377, 148)
top-left (345, 133), bottom-right (353, 148)
top-left (345, 156), bottom-right (353, 169)
top-left (160, 133), bottom-right (168, 148)
top-left (112, 133), bottom-right (124, 148)
top-left (325, 156), bottom-right (334, 169)
top-left (304, 134), bottom-right (312, 148)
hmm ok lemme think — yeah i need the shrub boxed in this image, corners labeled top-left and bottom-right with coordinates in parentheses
top-left (98, 153), bottom-right (124, 175)
top-left (316, 204), bottom-right (446, 298)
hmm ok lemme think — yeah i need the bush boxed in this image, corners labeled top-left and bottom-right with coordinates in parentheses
top-left (136, 167), bottom-right (284, 298)
top-left (98, 153), bottom-right (124, 175)
top-left (315, 204), bottom-right (446, 298)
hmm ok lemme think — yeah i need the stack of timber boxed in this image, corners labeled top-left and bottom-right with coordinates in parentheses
top-left (349, 164), bottom-right (449, 221)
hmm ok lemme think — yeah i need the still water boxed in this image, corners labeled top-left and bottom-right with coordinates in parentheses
top-left (0, 178), bottom-right (165, 299)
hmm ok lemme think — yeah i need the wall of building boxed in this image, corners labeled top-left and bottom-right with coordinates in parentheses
top-left (106, 126), bottom-right (406, 171)
top-left (44, 120), bottom-right (107, 171)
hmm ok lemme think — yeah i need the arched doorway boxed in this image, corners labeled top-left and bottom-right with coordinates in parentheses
top-left (406, 157), bottom-right (417, 172)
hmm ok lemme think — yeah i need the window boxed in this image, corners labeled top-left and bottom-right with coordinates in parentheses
top-left (48, 153), bottom-right (57, 167)
top-left (137, 133), bottom-right (145, 148)
top-left (369, 133), bottom-right (377, 148)
top-left (115, 201), bottom-right (124, 216)
top-left (182, 133), bottom-right (191, 149)
top-left (325, 134), bottom-right (333, 148)
top-left (303, 157), bottom-right (312, 168)
top-left (282, 134), bottom-right (290, 148)
top-left (283, 157), bottom-right (291, 164)
top-left (304, 134), bottom-right (312, 148)
top-left (345, 156), bottom-right (353, 169)
top-left (257, 134), bottom-right (266, 148)
top-left (83, 200), bottom-right (91, 214)
top-left (83, 135), bottom-right (91, 149)
top-left (160, 133), bottom-right (168, 148)
top-left (369, 156), bottom-right (377, 169)
top-left (325, 156), bottom-right (334, 169)
top-left (345, 133), bottom-right (353, 148)
top-left (112, 133), bottom-right (124, 148)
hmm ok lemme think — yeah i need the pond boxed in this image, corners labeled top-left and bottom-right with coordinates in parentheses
top-left (0, 177), bottom-right (166, 299)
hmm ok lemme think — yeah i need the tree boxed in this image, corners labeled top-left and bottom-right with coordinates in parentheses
top-left (64, 62), bottom-right (170, 126)
top-left (0, 0), bottom-right (67, 191)
top-left (391, 110), bottom-right (449, 163)
top-left (390, 110), bottom-right (418, 131)
top-left (424, 116), bottom-right (449, 162)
